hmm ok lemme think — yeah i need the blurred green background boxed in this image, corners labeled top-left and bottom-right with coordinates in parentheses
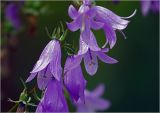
top-left (1, 1), bottom-right (159, 112)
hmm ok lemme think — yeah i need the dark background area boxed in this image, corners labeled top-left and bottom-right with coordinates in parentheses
top-left (1, 1), bottom-right (159, 112)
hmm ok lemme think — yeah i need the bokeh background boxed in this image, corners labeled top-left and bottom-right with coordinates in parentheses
top-left (1, 1), bottom-right (159, 112)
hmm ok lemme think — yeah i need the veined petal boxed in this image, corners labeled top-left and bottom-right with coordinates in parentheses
top-left (36, 80), bottom-right (68, 112)
top-left (97, 51), bottom-right (118, 64)
top-left (83, 0), bottom-right (92, 6)
top-left (78, 36), bottom-right (89, 55)
top-left (31, 40), bottom-right (56, 73)
top-left (86, 7), bottom-right (96, 18)
top-left (79, 5), bottom-right (90, 14)
top-left (103, 23), bottom-right (117, 49)
top-left (89, 31), bottom-right (101, 51)
top-left (64, 55), bottom-right (82, 72)
top-left (67, 15), bottom-right (82, 32)
top-left (50, 41), bottom-right (62, 81)
top-left (95, 6), bottom-right (129, 30)
top-left (101, 48), bottom-right (109, 53)
top-left (90, 19), bottom-right (104, 30)
top-left (68, 5), bottom-right (79, 19)
top-left (64, 63), bottom-right (86, 102)
top-left (84, 50), bottom-right (98, 76)
top-left (81, 18), bottom-right (90, 44)
top-left (26, 73), bottom-right (37, 83)
top-left (37, 66), bottom-right (52, 90)
top-left (67, 21), bottom-right (80, 32)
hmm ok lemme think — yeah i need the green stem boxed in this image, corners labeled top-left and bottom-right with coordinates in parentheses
top-left (8, 103), bottom-right (18, 112)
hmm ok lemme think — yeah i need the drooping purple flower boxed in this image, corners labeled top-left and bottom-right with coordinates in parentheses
top-left (64, 55), bottom-right (87, 103)
top-left (76, 84), bottom-right (111, 112)
top-left (67, 0), bottom-right (136, 49)
top-left (93, 5), bottom-right (136, 48)
top-left (26, 39), bottom-right (62, 90)
top-left (36, 79), bottom-right (68, 112)
top-left (78, 31), bottom-right (118, 76)
top-left (5, 2), bottom-right (23, 30)
top-left (141, 0), bottom-right (159, 16)
top-left (67, 1), bottom-right (104, 44)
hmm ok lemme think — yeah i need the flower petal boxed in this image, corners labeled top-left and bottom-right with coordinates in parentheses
top-left (95, 6), bottom-right (129, 30)
top-left (90, 19), bottom-right (104, 30)
top-left (78, 36), bottom-right (89, 55)
top-left (86, 97), bottom-right (111, 111)
top-left (67, 15), bottom-right (82, 32)
top-left (121, 9), bottom-right (137, 19)
top-left (26, 73), bottom-right (37, 83)
top-left (83, 0), bottom-right (92, 5)
top-left (81, 18), bottom-right (90, 44)
top-left (103, 24), bottom-right (117, 49)
top-left (31, 40), bottom-right (56, 73)
top-left (84, 50), bottom-right (98, 76)
top-left (89, 31), bottom-right (101, 51)
top-left (64, 62), bottom-right (87, 102)
top-left (68, 5), bottom-right (79, 19)
top-left (78, 5), bottom-right (90, 14)
top-left (141, 1), bottom-right (151, 16)
top-left (97, 51), bottom-right (118, 64)
top-left (101, 48), bottom-right (109, 53)
top-left (91, 84), bottom-right (105, 97)
top-left (36, 80), bottom-right (68, 112)
top-left (86, 7), bottom-right (95, 18)
top-left (64, 55), bottom-right (82, 72)
top-left (37, 66), bottom-right (52, 90)
top-left (50, 41), bottom-right (62, 81)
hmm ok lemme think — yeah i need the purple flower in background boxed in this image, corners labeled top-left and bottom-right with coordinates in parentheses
top-left (76, 84), bottom-right (110, 112)
top-left (78, 31), bottom-right (118, 76)
top-left (141, 0), bottom-right (159, 16)
top-left (5, 2), bottom-right (23, 30)
top-left (67, 2), bottom-right (104, 44)
top-left (26, 39), bottom-right (62, 90)
top-left (112, 0), bottom-right (120, 4)
top-left (36, 79), bottom-right (68, 112)
top-left (64, 56), bottom-right (87, 103)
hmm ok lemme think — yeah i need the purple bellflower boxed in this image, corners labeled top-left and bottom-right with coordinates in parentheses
top-left (78, 31), bottom-right (118, 76)
top-left (5, 2), bottom-right (23, 30)
top-left (141, 0), bottom-right (159, 16)
top-left (64, 56), bottom-right (87, 103)
top-left (36, 79), bottom-right (68, 112)
top-left (67, 1), bottom-right (104, 44)
top-left (76, 84), bottom-right (110, 112)
top-left (67, 0), bottom-right (136, 49)
top-left (26, 39), bottom-right (62, 90)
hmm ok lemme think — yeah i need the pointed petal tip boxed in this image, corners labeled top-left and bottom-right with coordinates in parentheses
top-left (109, 41), bottom-right (116, 49)
top-left (121, 9), bottom-right (137, 19)
top-left (25, 73), bottom-right (37, 83)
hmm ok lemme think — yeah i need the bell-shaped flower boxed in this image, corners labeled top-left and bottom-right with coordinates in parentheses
top-left (78, 31), bottom-right (118, 76)
top-left (76, 84), bottom-right (110, 112)
top-left (26, 39), bottom-right (62, 90)
top-left (93, 4), bottom-right (136, 48)
top-left (67, 0), bottom-right (136, 49)
top-left (64, 56), bottom-right (87, 103)
top-left (67, 2), bottom-right (104, 44)
top-left (36, 79), bottom-right (68, 112)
